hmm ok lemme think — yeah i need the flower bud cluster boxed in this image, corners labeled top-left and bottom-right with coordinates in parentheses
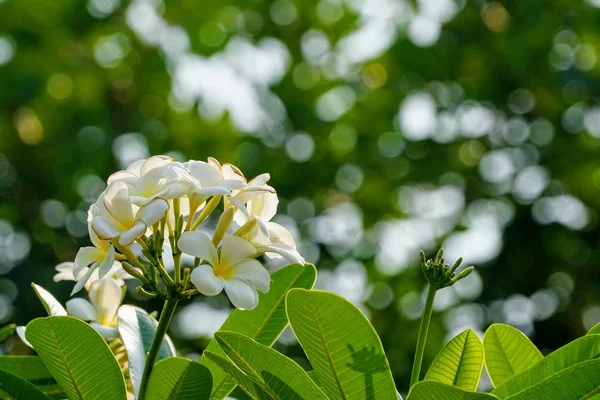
top-left (420, 248), bottom-right (474, 289)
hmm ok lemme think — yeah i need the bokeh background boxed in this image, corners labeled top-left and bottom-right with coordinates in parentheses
top-left (1, 0), bottom-right (600, 395)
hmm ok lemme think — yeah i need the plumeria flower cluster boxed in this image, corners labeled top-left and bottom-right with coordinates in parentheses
top-left (68, 155), bottom-right (304, 311)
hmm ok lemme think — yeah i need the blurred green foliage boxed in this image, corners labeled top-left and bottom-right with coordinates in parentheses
top-left (1, 0), bottom-right (600, 393)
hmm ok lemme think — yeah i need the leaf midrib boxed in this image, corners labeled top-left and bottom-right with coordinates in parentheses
top-left (46, 323), bottom-right (86, 400)
top-left (452, 332), bottom-right (469, 387)
top-left (307, 299), bottom-right (348, 400)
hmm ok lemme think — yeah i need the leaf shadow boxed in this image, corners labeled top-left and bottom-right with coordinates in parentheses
top-left (346, 344), bottom-right (390, 400)
top-left (261, 371), bottom-right (304, 400)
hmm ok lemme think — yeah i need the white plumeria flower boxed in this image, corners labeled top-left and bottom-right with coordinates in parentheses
top-left (55, 260), bottom-right (134, 292)
top-left (234, 191), bottom-right (305, 264)
top-left (91, 180), bottom-right (169, 246)
top-left (108, 155), bottom-right (194, 206)
top-left (186, 158), bottom-right (246, 197)
top-left (177, 233), bottom-right (270, 310)
top-left (66, 278), bottom-right (123, 339)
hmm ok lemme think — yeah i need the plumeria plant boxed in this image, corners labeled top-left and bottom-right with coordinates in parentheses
top-left (0, 156), bottom-right (600, 400)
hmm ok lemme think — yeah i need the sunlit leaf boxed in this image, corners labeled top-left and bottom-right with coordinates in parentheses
top-left (0, 324), bottom-right (16, 341)
top-left (204, 352), bottom-right (272, 400)
top-left (201, 263), bottom-right (316, 400)
top-left (503, 359), bottom-right (600, 399)
top-left (587, 323), bottom-right (600, 335)
top-left (214, 331), bottom-right (327, 399)
top-left (25, 316), bottom-right (127, 400)
top-left (0, 369), bottom-right (51, 400)
top-left (425, 329), bottom-right (484, 391)
top-left (483, 324), bottom-right (543, 387)
top-left (286, 289), bottom-right (397, 400)
top-left (492, 334), bottom-right (600, 398)
top-left (146, 357), bottom-right (212, 400)
top-left (117, 305), bottom-right (176, 398)
top-left (408, 381), bottom-right (498, 399)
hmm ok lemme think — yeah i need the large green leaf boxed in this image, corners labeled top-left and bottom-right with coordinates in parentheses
top-left (117, 304), bottom-right (176, 398)
top-left (0, 356), bottom-right (63, 397)
top-left (214, 331), bottom-right (327, 399)
top-left (505, 359), bottom-right (600, 399)
top-left (146, 357), bottom-right (212, 400)
top-left (492, 334), bottom-right (600, 398)
top-left (0, 324), bottom-right (16, 341)
top-left (425, 329), bottom-right (484, 391)
top-left (204, 352), bottom-right (272, 400)
top-left (588, 323), bottom-right (600, 335)
top-left (482, 324), bottom-right (543, 387)
top-left (286, 289), bottom-right (397, 400)
top-left (0, 369), bottom-right (51, 400)
top-left (25, 316), bottom-right (127, 400)
top-left (408, 382), bottom-right (498, 399)
top-left (201, 263), bottom-right (316, 399)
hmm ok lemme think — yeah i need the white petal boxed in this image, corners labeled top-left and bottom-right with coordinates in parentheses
top-left (268, 222), bottom-right (296, 248)
top-left (126, 159), bottom-right (145, 175)
top-left (118, 221), bottom-right (147, 246)
top-left (224, 279), bottom-right (259, 310)
top-left (89, 279), bottom-right (122, 326)
top-left (247, 192), bottom-right (278, 222)
top-left (135, 198), bottom-right (169, 226)
top-left (140, 155), bottom-right (173, 175)
top-left (97, 244), bottom-right (116, 278)
top-left (53, 262), bottom-right (76, 282)
top-left (66, 298), bottom-right (97, 321)
top-left (177, 231), bottom-right (218, 265)
top-left (220, 235), bottom-right (256, 266)
top-left (90, 322), bottom-right (119, 339)
top-left (220, 179), bottom-right (246, 190)
top-left (258, 244), bottom-right (305, 264)
top-left (190, 265), bottom-right (225, 296)
top-left (107, 170), bottom-right (138, 185)
top-left (92, 216), bottom-right (121, 240)
top-left (32, 284), bottom-right (68, 316)
top-left (195, 186), bottom-right (232, 196)
top-left (71, 266), bottom-right (97, 295)
top-left (221, 163), bottom-right (246, 183)
top-left (16, 326), bottom-right (33, 348)
top-left (74, 247), bottom-right (104, 274)
top-left (188, 160), bottom-right (221, 186)
top-left (103, 181), bottom-right (134, 226)
top-left (231, 259), bottom-right (271, 293)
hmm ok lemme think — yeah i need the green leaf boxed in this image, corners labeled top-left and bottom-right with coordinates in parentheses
top-left (492, 334), bottom-right (600, 398)
top-left (482, 324), bottom-right (543, 387)
top-left (0, 356), bottom-right (64, 398)
top-left (408, 382), bottom-right (499, 400)
top-left (214, 331), bottom-right (327, 399)
top-left (204, 352), bottom-right (272, 400)
top-left (587, 323), bottom-right (600, 335)
top-left (25, 316), bottom-right (127, 400)
top-left (286, 289), bottom-right (397, 400)
top-left (425, 329), bottom-right (484, 391)
top-left (0, 369), bottom-right (52, 400)
top-left (0, 324), bottom-right (16, 341)
top-left (117, 304), bottom-right (176, 398)
top-left (146, 357), bottom-right (212, 400)
top-left (32, 284), bottom-right (67, 317)
top-left (504, 359), bottom-right (600, 399)
top-left (201, 263), bottom-right (316, 399)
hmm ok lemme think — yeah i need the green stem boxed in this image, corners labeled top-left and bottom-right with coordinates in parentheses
top-left (138, 298), bottom-right (179, 400)
top-left (410, 283), bottom-right (437, 389)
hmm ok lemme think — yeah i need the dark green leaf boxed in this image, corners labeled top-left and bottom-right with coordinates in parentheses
top-left (0, 369), bottom-right (52, 400)
top-left (204, 352), bottom-right (272, 400)
top-left (146, 356), bottom-right (212, 400)
top-left (408, 382), bottom-right (498, 400)
top-left (0, 324), bottom-right (16, 342)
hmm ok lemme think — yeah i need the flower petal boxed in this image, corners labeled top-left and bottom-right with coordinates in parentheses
top-left (90, 322), bottom-right (119, 339)
top-left (188, 160), bottom-right (221, 186)
top-left (258, 244), bottom-right (305, 264)
top-left (66, 298), bottom-right (97, 321)
top-left (190, 265), bottom-right (224, 296)
top-left (177, 231), bottom-right (218, 265)
top-left (247, 192), bottom-right (279, 222)
top-left (224, 279), bottom-right (259, 310)
top-left (73, 247), bottom-right (104, 275)
top-left (231, 259), bottom-right (271, 293)
top-left (135, 198), bottom-right (169, 226)
top-left (107, 170), bottom-right (138, 185)
top-left (91, 216), bottom-right (121, 240)
top-left (97, 244), bottom-right (116, 279)
top-left (54, 262), bottom-right (76, 282)
top-left (89, 278), bottom-right (122, 326)
top-left (103, 180), bottom-right (134, 226)
top-left (220, 235), bottom-right (256, 266)
top-left (16, 326), bottom-right (33, 348)
top-left (268, 222), bottom-right (296, 248)
top-left (140, 155), bottom-right (173, 175)
top-left (118, 220), bottom-right (147, 245)
top-left (71, 266), bottom-right (97, 295)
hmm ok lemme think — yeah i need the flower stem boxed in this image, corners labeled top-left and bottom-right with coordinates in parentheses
top-left (138, 297), bottom-right (179, 400)
top-left (410, 283), bottom-right (437, 389)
